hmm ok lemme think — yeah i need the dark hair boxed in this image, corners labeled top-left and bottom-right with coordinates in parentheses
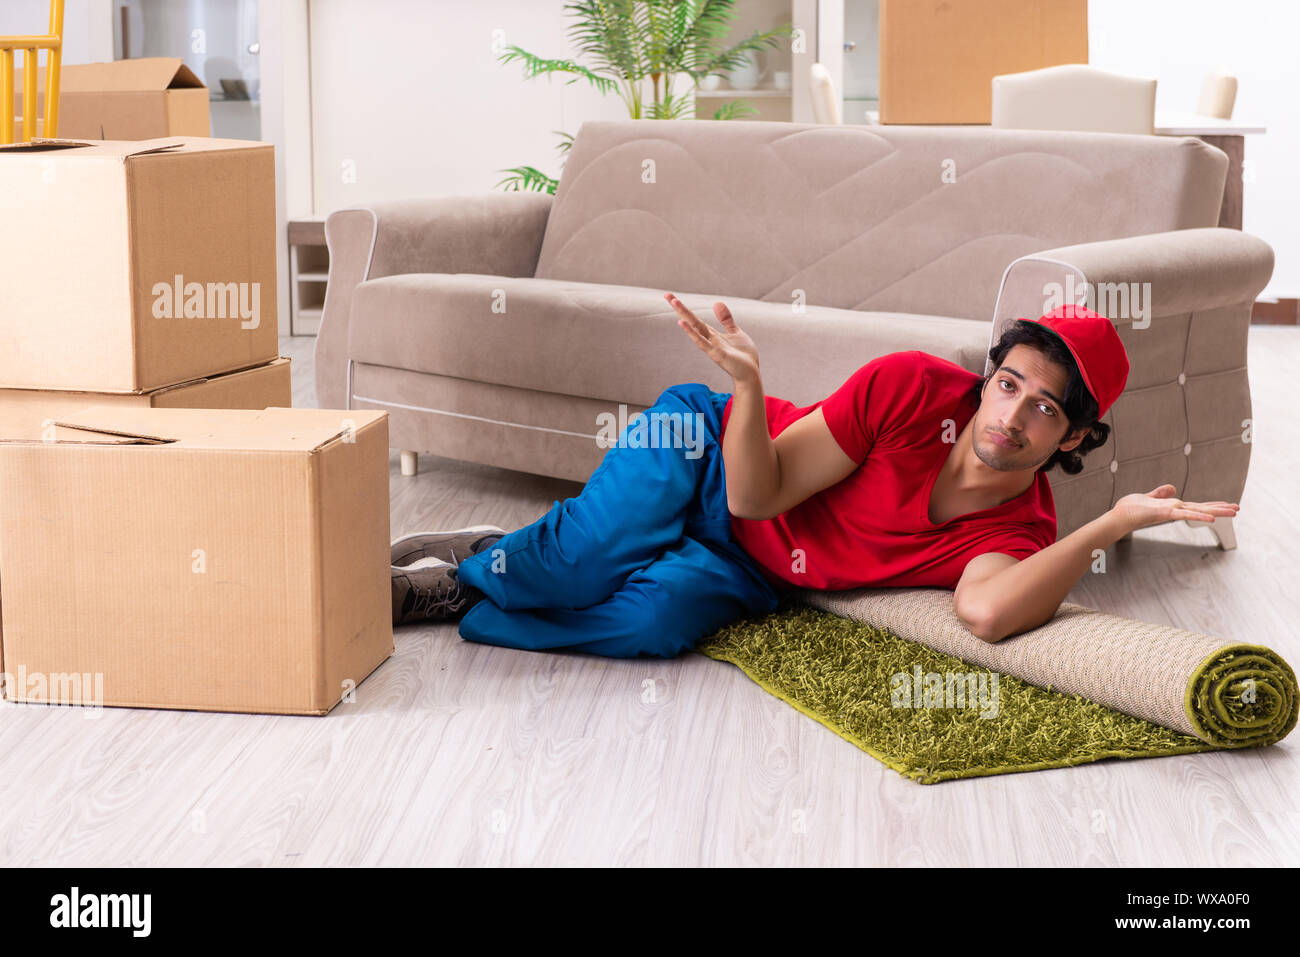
top-left (968, 320), bottom-right (1110, 476)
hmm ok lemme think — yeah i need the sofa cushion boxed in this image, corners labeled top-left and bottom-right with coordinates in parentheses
top-left (347, 273), bottom-right (994, 407)
top-left (534, 120), bottom-right (1227, 323)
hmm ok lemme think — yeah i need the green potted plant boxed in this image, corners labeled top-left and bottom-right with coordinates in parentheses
top-left (496, 0), bottom-right (796, 193)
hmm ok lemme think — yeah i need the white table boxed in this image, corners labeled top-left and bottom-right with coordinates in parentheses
top-left (1152, 113), bottom-right (1265, 136)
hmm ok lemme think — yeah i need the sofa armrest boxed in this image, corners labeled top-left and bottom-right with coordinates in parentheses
top-left (991, 226), bottom-right (1274, 541)
top-left (313, 192), bottom-right (554, 410)
top-left (992, 227), bottom-right (1274, 339)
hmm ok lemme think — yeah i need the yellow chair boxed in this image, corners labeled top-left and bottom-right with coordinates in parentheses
top-left (1, 0), bottom-right (65, 144)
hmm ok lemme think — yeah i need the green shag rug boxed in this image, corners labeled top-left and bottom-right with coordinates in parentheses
top-left (694, 599), bottom-right (1223, 784)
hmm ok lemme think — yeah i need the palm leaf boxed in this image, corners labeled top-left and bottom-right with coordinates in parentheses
top-left (565, 0), bottom-right (642, 80)
top-left (711, 99), bottom-right (758, 121)
top-left (494, 166), bottom-right (559, 193)
top-left (648, 91), bottom-right (696, 120)
top-left (494, 1), bottom-right (795, 190)
top-left (692, 26), bottom-right (791, 76)
top-left (497, 44), bottom-right (618, 94)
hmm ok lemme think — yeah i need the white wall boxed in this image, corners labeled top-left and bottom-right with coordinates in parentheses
top-left (260, 0), bottom-right (312, 336)
top-left (0, 0), bottom-right (113, 63)
top-left (1089, 0), bottom-right (1297, 298)
top-left (308, 0), bottom-right (633, 214)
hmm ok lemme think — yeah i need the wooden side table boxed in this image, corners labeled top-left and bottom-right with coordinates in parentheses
top-left (1153, 114), bottom-right (1267, 231)
top-left (287, 217), bottom-right (328, 336)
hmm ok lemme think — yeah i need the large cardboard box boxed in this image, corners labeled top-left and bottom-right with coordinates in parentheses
top-left (879, 0), bottom-right (1089, 124)
top-left (0, 136), bottom-right (278, 392)
top-left (13, 57), bottom-right (211, 140)
top-left (0, 407), bottom-right (393, 715)
top-left (0, 357), bottom-right (292, 439)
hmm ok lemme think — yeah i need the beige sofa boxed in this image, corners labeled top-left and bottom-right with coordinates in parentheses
top-left (315, 119), bottom-right (1274, 548)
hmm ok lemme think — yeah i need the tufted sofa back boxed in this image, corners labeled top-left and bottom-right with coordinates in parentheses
top-left (534, 119), bottom-right (1228, 321)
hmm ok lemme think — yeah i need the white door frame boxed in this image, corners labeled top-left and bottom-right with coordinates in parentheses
top-left (259, 0), bottom-right (314, 337)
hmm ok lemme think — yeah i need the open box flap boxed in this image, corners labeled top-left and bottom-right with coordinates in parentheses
top-left (61, 57), bottom-right (207, 92)
top-left (0, 406), bottom-right (385, 452)
top-left (0, 134), bottom-right (268, 157)
top-left (0, 137), bottom-right (186, 158)
top-left (10, 59), bottom-right (206, 105)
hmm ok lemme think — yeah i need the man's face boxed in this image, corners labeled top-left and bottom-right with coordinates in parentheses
top-left (974, 345), bottom-right (1086, 471)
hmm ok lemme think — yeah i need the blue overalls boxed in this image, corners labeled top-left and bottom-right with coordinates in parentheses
top-left (454, 382), bottom-right (782, 658)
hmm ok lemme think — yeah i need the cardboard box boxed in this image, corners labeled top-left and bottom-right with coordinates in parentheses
top-left (879, 0), bottom-right (1088, 124)
top-left (0, 357), bottom-right (292, 439)
top-left (0, 136), bottom-right (278, 392)
top-left (0, 406), bottom-right (393, 715)
top-left (13, 57), bottom-right (210, 140)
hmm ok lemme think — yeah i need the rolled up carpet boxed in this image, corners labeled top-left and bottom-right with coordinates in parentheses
top-left (795, 587), bottom-right (1297, 749)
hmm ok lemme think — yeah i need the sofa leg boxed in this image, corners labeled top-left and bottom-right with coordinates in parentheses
top-left (400, 450), bottom-right (419, 477)
top-left (1207, 515), bottom-right (1237, 551)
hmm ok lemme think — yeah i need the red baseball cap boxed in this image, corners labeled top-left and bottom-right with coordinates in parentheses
top-left (1014, 305), bottom-right (1130, 420)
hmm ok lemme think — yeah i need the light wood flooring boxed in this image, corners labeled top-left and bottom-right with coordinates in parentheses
top-left (1, 328), bottom-right (1297, 866)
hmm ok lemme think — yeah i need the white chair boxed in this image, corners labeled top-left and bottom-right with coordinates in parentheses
top-left (809, 62), bottom-right (842, 125)
top-left (991, 63), bottom-right (1156, 135)
top-left (1196, 70), bottom-right (1237, 119)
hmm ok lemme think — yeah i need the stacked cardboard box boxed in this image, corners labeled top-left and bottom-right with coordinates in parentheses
top-left (0, 407), bottom-right (393, 715)
top-left (0, 133), bottom-right (290, 432)
top-left (13, 57), bottom-right (211, 140)
top-left (0, 136), bottom-right (279, 393)
top-left (0, 135), bottom-right (394, 714)
top-left (878, 0), bottom-right (1089, 124)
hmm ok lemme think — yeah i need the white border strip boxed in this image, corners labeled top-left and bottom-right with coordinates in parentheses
top-left (987, 254), bottom-right (1090, 377)
top-left (349, 392), bottom-right (602, 440)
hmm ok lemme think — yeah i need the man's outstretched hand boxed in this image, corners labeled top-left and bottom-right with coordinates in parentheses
top-left (666, 292), bottom-right (761, 387)
top-left (1112, 484), bottom-right (1240, 532)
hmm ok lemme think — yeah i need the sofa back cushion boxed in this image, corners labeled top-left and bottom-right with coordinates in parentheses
top-left (533, 119), bottom-right (1227, 321)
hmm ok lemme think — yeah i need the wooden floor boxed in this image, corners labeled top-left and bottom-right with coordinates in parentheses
top-left (2, 328), bottom-right (1297, 867)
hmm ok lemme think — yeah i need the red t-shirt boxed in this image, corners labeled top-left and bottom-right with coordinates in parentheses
top-left (719, 350), bottom-right (1057, 591)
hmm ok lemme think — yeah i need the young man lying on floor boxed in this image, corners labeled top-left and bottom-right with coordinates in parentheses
top-left (388, 298), bottom-right (1239, 654)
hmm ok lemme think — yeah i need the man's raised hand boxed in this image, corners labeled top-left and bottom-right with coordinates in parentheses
top-left (1112, 483), bottom-right (1240, 532)
top-left (666, 292), bottom-right (761, 387)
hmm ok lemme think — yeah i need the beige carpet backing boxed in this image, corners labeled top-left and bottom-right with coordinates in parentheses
top-left (795, 587), bottom-right (1297, 748)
